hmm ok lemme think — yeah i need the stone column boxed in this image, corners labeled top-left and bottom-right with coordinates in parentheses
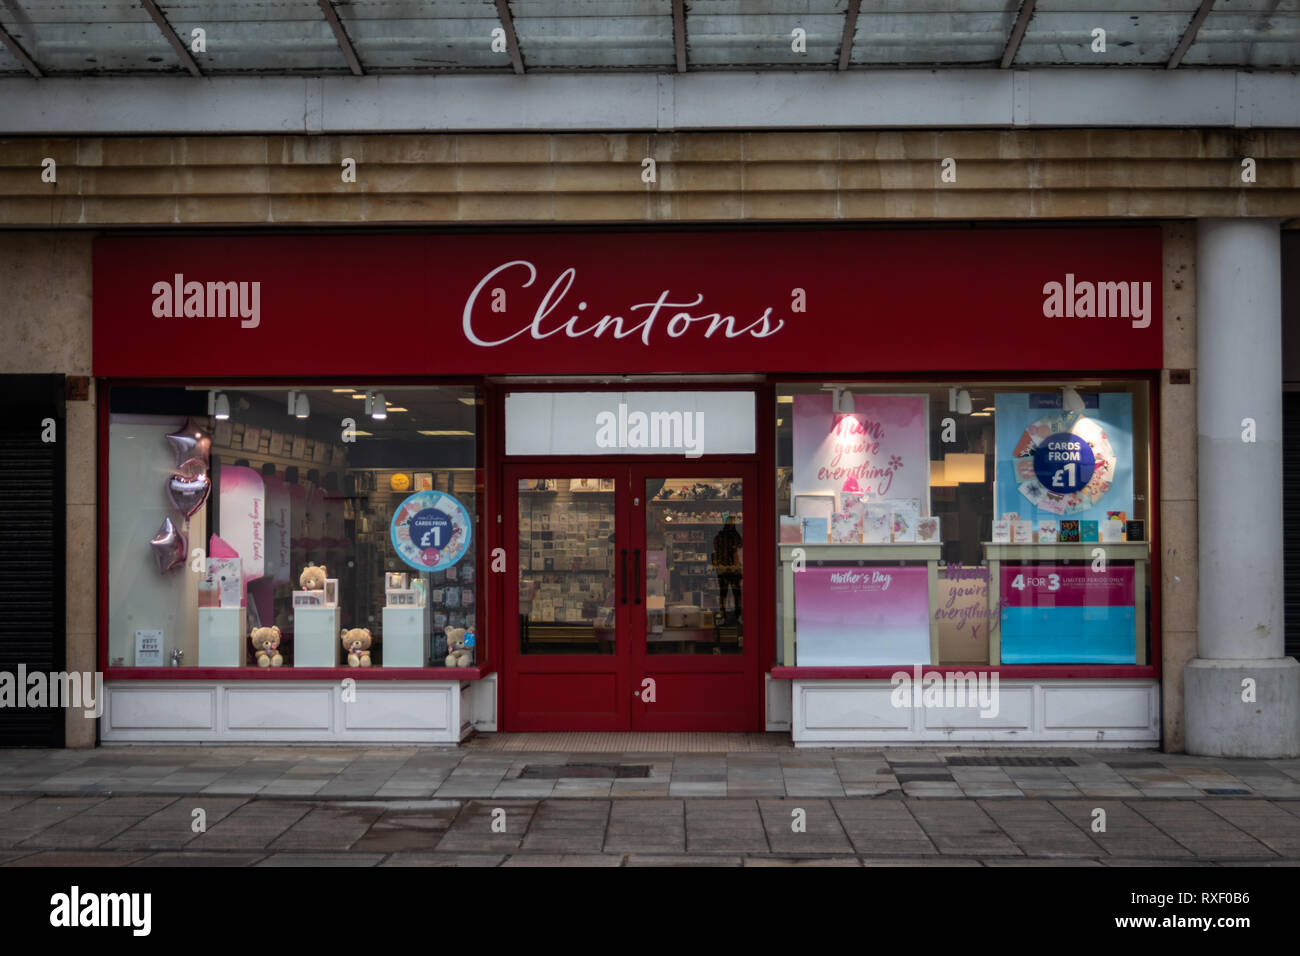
top-left (1185, 219), bottom-right (1300, 757)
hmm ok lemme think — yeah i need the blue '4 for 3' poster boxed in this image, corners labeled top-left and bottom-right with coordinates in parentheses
top-left (994, 392), bottom-right (1134, 523)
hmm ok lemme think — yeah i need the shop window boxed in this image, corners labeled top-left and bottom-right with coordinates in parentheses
top-left (775, 382), bottom-right (1151, 668)
top-left (107, 386), bottom-right (479, 671)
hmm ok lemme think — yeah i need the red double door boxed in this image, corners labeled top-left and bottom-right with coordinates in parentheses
top-left (503, 462), bottom-right (760, 731)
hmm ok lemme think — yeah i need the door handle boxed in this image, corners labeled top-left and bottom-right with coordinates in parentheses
top-left (633, 549), bottom-right (642, 605)
top-left (621, 549), bottom-right (628, 605)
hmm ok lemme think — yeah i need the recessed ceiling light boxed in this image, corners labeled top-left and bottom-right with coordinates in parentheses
top-left (349, 393), bottom-right (366, 399)
top-left (971, 412), bottom-right (991, 417)
top-left (351, 430), bottom-right (373, 437)
top-left (457, 397), bottom-right (478, 406)
top-left (417, 430), bottom-right (473, 437)
top-left (331, 388), bottom-right (356, 393)
top-left (385, 406), bottom-right (408, 413)
top-left (777, 396), bottom-right (793, 404)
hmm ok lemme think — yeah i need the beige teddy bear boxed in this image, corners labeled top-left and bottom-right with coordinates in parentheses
top-left (341, 627), bottom-right (373, 667)
top-left (444, 626), bottom-right (473, 668)
top-left (299, 563), bottom-right (327, 590)
top-left (251, 626), bottom-right (283, 667)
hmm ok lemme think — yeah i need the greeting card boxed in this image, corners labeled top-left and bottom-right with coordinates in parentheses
top-left (1101, 519), bottom-right (1124, 543)
top-left (780, 516), bottom-right (803, 544)
top-left (1036, 520), bottom-right (1059, 544)
top-left (1012, 520), bottom-right (1033, 544)
top-left (863, 506), bottom-right (892, 543)
top-left (916, 516), bottom-right (941, 543)
top-left (1059, 520), bottom-right (1081, 543)
top-left (992, 519), bottom-right (1011, 543)
top-left (831, 511), bottom-right (861, 544)
top-left (890, 499), bottom-right (920, 543)
top-left (1080, 520), bottom-right (1099, 542)
top-left (801, 516), bottom-right (829, 544)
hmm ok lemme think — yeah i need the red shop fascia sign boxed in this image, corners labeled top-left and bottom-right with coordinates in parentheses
top-left (93, 227), bottom-right (1163, 377)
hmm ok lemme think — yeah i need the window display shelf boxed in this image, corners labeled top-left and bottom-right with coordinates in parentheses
top-left (780, 543), bottom-right (942, 563)
top-left (982, 542), bottom-right (1148, 561)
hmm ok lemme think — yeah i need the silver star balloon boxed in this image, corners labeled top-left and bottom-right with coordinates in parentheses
top-left (149, 516), bottom-right (187, 574)
top-left (165, 417), bottom-right (212, 468)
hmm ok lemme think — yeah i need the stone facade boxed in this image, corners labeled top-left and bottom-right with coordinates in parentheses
top-left (1, 128), bottom-right (1293, 749)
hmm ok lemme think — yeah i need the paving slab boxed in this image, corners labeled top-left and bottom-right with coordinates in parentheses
top-left (3, 850), bottom-right (151, 866)
top-left (379, 852), bottom-right (504, 867)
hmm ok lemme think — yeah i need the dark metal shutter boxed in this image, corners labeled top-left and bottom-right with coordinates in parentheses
top-left (1286, 392), bottom-right (1300, 661)
top-left (0, 375), bottom-right (66, 746)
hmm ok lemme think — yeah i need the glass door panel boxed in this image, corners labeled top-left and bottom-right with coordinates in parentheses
top-left (644, 477), bottom-right (744, 656)
top-left (518, 476), bottom-right (618, 655)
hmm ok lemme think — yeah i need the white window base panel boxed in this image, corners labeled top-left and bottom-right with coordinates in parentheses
top-left (102, 681), bottom-right (486, 743)
top-left (791, 679), bottom-right (1159, 746)
top-left (765, 675), bottom-right (792, 732)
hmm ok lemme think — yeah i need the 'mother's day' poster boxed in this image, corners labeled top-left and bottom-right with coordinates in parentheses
top-left (795, 565), bottom-right (930, 665)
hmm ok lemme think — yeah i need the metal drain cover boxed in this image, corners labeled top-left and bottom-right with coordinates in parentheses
top-left (519, 763), bottom-right (651, 779)
top-left (945, 756), bottom-right (1078, 767)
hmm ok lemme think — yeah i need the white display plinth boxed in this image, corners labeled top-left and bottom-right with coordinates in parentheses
top-left (383, 607), bottom-right (428, 667)
top-left (294, 607), bottom-right (340, 667)
top-left (198, 607), bottom-right (248, 668)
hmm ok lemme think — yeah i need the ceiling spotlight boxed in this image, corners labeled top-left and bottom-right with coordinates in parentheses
top-left (948, 388), bottom-right (971, 415)
top-left (365, 391), bottom-right (387, 421)
top-left (287, 390), bottom-right (310, 419)
top-left (838, 389), bottom-right (855, 414)
top-left (208, 390), bottom-right (230, 421)
top-left (1062, 387), bottom-right (1086, 413)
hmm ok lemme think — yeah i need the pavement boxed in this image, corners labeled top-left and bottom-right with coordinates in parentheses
top-left (0, 743), bottom-right (1298, 866)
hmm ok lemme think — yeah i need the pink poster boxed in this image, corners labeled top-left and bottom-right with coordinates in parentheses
top-left (262, 474), bottom-right (291, 586)
top-left (792, 393), bottom-right (929, 507)
top-left (1000, 564), bottom-right (1135, 607)
top-left (218, 465), bottom-right (265, 581)
top-left (794, 564), bottom-right (930, 665)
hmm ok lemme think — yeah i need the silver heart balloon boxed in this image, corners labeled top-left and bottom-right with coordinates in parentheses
top-left (149, 516), bottom-right (187, 574)
top-left (167, 457), bottom-right (211, 519)
top-left (165, 417), bottom-right (212, 468)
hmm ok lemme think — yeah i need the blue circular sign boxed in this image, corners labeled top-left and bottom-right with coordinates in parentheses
top-left (1032, 432), bottom-right (1096, 494)
top-left (390, 490), bottom-right (473, 572)
top-left (410, 508), bottom-right (452, 553)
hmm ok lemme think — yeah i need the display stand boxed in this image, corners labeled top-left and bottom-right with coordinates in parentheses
top-left (293, 606), bottom-right (341, 667)
top-left (383, 605), bottom-right (429, 667)
top-left (982, 542), bottom-right (1149, 665)
top-left (779, 543), bottom-right (943, 665)
top-left (198, 607), bottom-right (247, 667)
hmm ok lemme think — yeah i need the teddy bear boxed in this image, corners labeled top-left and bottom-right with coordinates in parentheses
top-left (251, 626), bottom-right (283, 667)
top-left (299, 563), bottom-right (327, 590)
top-left (444, 626), bottom-right (474, 668)
top-left (341, 627), bottom-right (373, 667)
